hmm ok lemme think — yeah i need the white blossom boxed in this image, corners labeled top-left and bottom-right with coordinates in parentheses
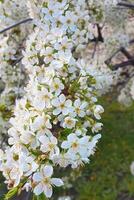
top-left (33, 165), bottom-right (64, 197)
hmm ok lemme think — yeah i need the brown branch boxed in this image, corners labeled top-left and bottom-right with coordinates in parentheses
top-left (96, 24), bottom-right (104, 42)
top-left (118, 2), bottom-right (134, 9)
top-left (12, 56), bottom-right (24, 66)
top-left (105, 39), bottom-right (134, 65)
top-left (0, 18), bottom-right (33, 34)
top-left (120, 47), bottom-right (132, 59)
top-left (113, 58), bottom-right (134, 70)
top-left (90, 24), bottom-right (104, 43)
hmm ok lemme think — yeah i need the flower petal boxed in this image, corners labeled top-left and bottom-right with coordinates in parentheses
top-left (67, 133), bottom-right (77, 142)
top-left (39, 135), bottom-right (49, 144)
top-left (50, 136), bottom-right (57, 144)
top-left (44, 185), bottom-right (52, 198)
top-left (74, 99), bottom-right (80, 107)
top-left (53, 108), bottom-right (61, 115)
top-left (34, 183), bottom-right (44, 195)
top-left (33, 172), bottom-right (43, 182)
top-left (61, 141), bottom-right (70, 149)
top-left (65, 99), bottom-right (72, 107)
top-left (59, 94), bottom-right (65, 103)
top-left (51, 178), bottom-right (64, 187)
top-left (43, 165), bottom-right (53, 177)
top-left (52, 98), bottom-right (60, 107)
top-left (62, 108), bottom-right (69, 115)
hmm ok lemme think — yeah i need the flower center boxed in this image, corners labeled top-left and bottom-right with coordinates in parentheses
top-left (72, 142), bottom-right (78, 149)
top-left (42, 95), bottom-right (49, 101)
top-left (67, 19), bottom-right (71, 24)
top-left (54, 83), bottom-right (59, 89)
top-left (60, 103), bottom-right (65, 109)
top-left (49, 143), bottom-right (55, 149)
top-left (43, 178), bottom-right (50, 184)
top-left (75, 107), bottom-right (80, 114)
top-left (66, 119), bottom-right (73, 125)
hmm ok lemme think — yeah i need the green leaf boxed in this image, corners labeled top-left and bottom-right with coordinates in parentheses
top-left (4, 187), bottom-right (18, 200)
top-left (60, 128), bottom-right (72, 140)
top-left (32, 193), bottom-right (47, 200)
top-left (37, 193), bottom-right (47, 200)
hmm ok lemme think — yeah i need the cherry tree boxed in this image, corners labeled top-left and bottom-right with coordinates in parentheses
top-left (0, 0), bottom-right (133, 199)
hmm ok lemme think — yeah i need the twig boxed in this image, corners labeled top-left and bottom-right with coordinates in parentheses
top-left (12, 56), bottom-right (24, 67)
top-left (120, 47), bottom-right (132, 60)
top-left (96, 24), bottom-right (104, 42)
top-left (92, 41), bottom-right (98, 58)
top-left (113, 58), bottom-right (134, 70)
top-left (91, 24), bottom-right (104, 43)
top-left (105, 39), bottom-right (134, 65)
top-left (105, 49), bottom-right (121, 65)
top-left (0, 18), bottom-right (33, 34)
top-left (118, 2), bottom-right (134, 9)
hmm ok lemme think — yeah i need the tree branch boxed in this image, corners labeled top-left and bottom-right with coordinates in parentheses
top-left (105, 39), bottom-right (134, 65)
top-left (118, 2), bottom-right (134, 9)
top-left (113, 58), bottom-right (134, 70)
top-left (91, 24), bottom-right (104, 43)
top-left (0, 18), bottom-right (33, 34)
top-left (96, 24), bottom-right (104, 42)
top-left (120, 47), bottom-right (132, 59)
top-left (12, 56), bottom-right (24, 67)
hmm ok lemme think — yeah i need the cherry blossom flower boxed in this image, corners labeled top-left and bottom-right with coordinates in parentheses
top-left (33, 165), bottom-right (64, 197)
top-left (93, 105), bottom-right (104, 120)
top-left (39, 135), bottom-right (59, 159)
top-left (62, 117), bottom-right (77, 129)
top-left (52, 94), bottom-right (72, 116)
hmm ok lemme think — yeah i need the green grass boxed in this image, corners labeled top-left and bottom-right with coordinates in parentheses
top-left (75, 98), bottom-right (134, 200)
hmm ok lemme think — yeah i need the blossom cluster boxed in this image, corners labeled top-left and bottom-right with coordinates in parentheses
top-left (0, 0), bottom-right (104, 198)
top-left (0, 0), bottom-right (133, 148)
top-left (0, 0), bottom-right (134, 198)
top-left (0, 0), bottom-right (32, 146)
